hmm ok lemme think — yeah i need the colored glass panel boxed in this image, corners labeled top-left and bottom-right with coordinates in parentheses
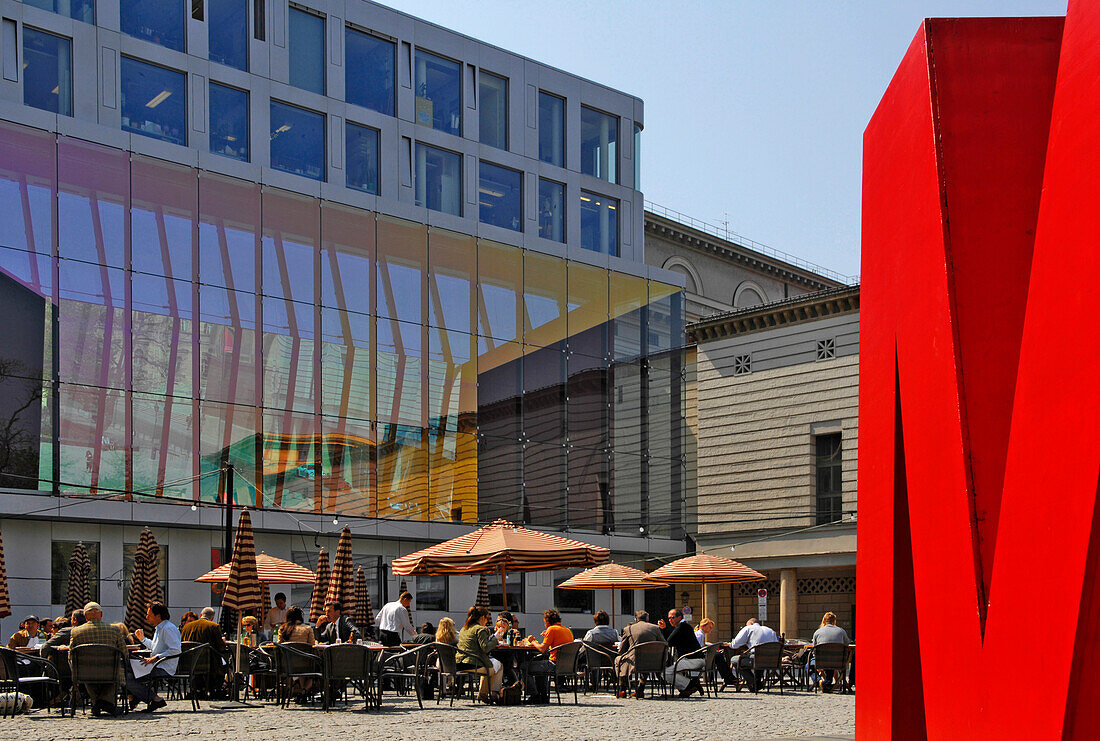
top-left (523, 251), bottom-right (566, 347)
top-left (58, 137), bottom-right (127, 268)
top-left (345, 27), bottom-right (394, 116)
top-left (197, 284), bottom-right (259, 406)
top-left (320, 415), bottom-right (374, 516)
top-left (477, 240), bottom-right (522, 344)
top-left (319, 307), bottom-right (371, 422)
top-left (321, 203), bottom-right (374, 316)
top-left (120, 57), bottom-right (187, 146)
top-left (58, 259), bottom-right (126, 390)
top-left (199, 173), bottom-right (260, 294)
top-left (428, 228), bottom-right (474, 334)
top-left (376, 423), bottom-right (428, 520)
top-left (132, 392), bottom-right (194, 500)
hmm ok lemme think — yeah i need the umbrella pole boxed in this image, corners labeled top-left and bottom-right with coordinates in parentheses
top-left (500, 566), bottom-right (508, 611)
top-left (235, 613), bottom-right (243, 700)
top-left (612, 587), bottom-right (616, 629)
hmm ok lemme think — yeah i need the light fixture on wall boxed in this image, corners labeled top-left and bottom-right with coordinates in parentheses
top-left (191, 504), bottom-right (197, 511)
top-left (332, 516), bottom-right (339, 525)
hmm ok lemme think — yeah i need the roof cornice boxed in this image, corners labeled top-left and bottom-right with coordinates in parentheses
top-left (688, 284), bottom-right (860, 343)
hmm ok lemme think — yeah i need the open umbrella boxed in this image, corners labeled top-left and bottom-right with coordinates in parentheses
top-left (644, 553), bottom-right (766, 621)
top-left (221, 510), bottom-right (261, 701)
top-left (65, 542), bottom-right (91, 617)
top-left (392, 519), bottom-right (610, 609)
top-left (476, 574), bottom-right (490, 609)
top-left (196, 553), bottom-right (317, 584)
top-left (310, 547), bottom-right (329, 625)
top-left (557, 562), bottom-right (668, 628)
top-left (0, 528), bottom-right (11, 621)
top-left (325, 527), bottom-right (356, 617)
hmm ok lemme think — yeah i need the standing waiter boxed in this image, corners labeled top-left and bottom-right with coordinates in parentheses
top-left (375, 592), bottom-right (415, 646)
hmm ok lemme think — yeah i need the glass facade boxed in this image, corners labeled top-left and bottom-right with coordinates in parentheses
top-left (580, 191), bottom-right (618, 256)
top-left (24, 0), bottom-right (94, 24)
top-left (479, 72), bottom-right (508, 150)
top-left (209, 83), bottom-right (249, 162)
top-left (121, 0), bottom-right (185, 52)
top-left (538, 92), bottom-right (565, 167)
top-left (289, 6), bottom-right (325, 95)
top-left (270, 101), bottom-right (324, 181)
top-left (479, 162), bottom-right (522, 232)
top-left (538, 179), bottom-right (565, 242)
top-left (346, 123), bottom-right (379, 195)
top-left (209, 0), bottom-right (248, 71)
top-left (581, 107), bottom-right (618, 184)
top-left (415, 50), bottom-right (461, 137)
top-left (345, 27), bottom-right (394, 116)
top-left (415, 144), bottom-right (461, 217)
top-left (0, 120), bottom-right (686, 536)
top-left (120, 57), bottom-right (187, 146)
top-left (22, 28), bottom-right (71, 117)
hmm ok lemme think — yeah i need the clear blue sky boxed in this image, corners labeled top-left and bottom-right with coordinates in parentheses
top-left (380, 0), bottom-right (1067, 278)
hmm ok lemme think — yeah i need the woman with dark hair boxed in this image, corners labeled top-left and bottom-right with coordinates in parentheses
top-left (179, 611), bottom-right (199, 628)
top-left (457, 606), bottom-right (506, 702)
top-left (276, 606), bottom-right (316, 700)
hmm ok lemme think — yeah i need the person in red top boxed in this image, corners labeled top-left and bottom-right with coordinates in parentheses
top-left (523, 608), bottom-right (575, 701)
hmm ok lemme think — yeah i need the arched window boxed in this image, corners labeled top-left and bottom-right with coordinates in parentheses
top-left (734, 281), bottom-right (766, 308)
top-left (660, 257), bottom-right (701, 294)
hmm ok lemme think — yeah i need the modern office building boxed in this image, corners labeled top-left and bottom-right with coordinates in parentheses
top-left (0, 0), bottom-right (690, 629)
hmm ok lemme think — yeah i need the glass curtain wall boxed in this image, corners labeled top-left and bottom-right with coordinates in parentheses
top-left (0, 120), bottom-right (687, 536)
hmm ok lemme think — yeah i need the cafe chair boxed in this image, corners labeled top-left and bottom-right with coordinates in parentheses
top-left (749, 641), bottom-right (784, 694)
top-left (670, 644), bottom-right (718, 699)
top-left (617, 641), bottom-right (668, 699)
top-left (273, 642), bottom-right (324, 709)
top-left (811, 643), bottom-right (850, 693)
top-left (160, 643), bottom-right (210, 710)
top-left (321, 643), bottom-right (374, 711)
top-left (68, 644), bottom-right (126, 717)
top-left (378, 644), bottom-right (434, 710)
top-left (431, 643), bottom-right (492, 706)
top-left (580, 641), bottom-right (617, 694)
top-left (0, 647), bottom-right (60, 716)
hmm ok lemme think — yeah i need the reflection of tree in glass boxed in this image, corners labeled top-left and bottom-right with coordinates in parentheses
top-left (0, 357), bottom-right (43, 490)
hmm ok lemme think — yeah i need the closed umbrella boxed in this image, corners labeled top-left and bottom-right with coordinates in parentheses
top-left (476, 574), bottom-right (490, 609)
top-left (354, 567), bottom-right (368, 630)
top-left (325, 527), bottom-right (356, 617)
top-left (644, 553), bottom-right (766, 621)
top-left (0, 528), bottom-right (11, 621)
top-left (124, 529), bottom-right (161, 633)
top-left (221, 509), bottom-right (261, 701)
top-left (310, 548), bottom-right (329, 625)
top-left (361, 575), bottom-right (375, 635)
top-left (557, 562), bottom-right (668, 628)
top-left (392, 519), bottom-right (610, 609)
top-left (65, 542), bottom-right (91, 617)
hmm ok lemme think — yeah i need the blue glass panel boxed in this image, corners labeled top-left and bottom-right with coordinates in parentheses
top-left (121, 0), bottom-right (185, 51)
top-left (415, 144), bottom-right (461, 216)
top-left (24, 0), bottom-right (94, 23)
top-left (478, 162), bottom-right (522, 232)
top-left (479, 72), bottom-right (507, 149)
top-left (537, 179), bottom-right (564, 242)
top-left (579, 191), bottom-right (618, 256)
top-left (289, 7), bottom-right (325, 94)
top-left (269, 101), bottom-right (325, 181)
top-left (414, 50), bottom-right (461, 136)
top-left (209, 0), bottom-right (248, 71)
top-left (345, 122), bottom-right (379, 195)
top-left (23, 28), bottom-right (71, 117)
top-left (581, 107), bottom-right (618, 184)
top-left (345, 28), bottom-right (394, 116)
top-left (538, 92), bottom-right (564, 167)
top-left (210, 83), bottom-right (249, 162)
top-left (121, 57), bottom-right (187, 146)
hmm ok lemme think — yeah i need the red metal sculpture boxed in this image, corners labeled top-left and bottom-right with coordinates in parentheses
top-left (858, 2), bottom-right (1100, 738)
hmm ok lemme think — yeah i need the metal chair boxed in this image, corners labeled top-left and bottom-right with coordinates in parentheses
top-left (581, 641), bottom-right (618, 694)
top-left (780, 644), bottom-right (812, 691)
top-left (320, 644), bottom-right (373, 711)
top-left (378, 644), bottom-right (434, 710)
top-left (273, 642), bottom-right (324, 708)
top-left (160, 643), bottom-right (210, 710)
top-left (617, 641), bottom-right (668, 699)
top-left (811, 642), bottom-right (850, 693)
top-left (0, 647), bottom-right (60, 716)
top-left (68, 643), bottom-right (126, 717)
top-left (547, 641), bottom-right (584, 705)
top-left (749, 641), bottom-right (784, 694)
top-left (670, 643), bottom-right (717, 699)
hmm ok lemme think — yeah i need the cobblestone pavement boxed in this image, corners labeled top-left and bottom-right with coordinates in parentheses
top-left (0, 690), bottom-right (854, 740)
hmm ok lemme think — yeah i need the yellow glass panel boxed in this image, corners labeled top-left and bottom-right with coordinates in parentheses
top-left (477, 239), bottom-right (523, 343)
top-left (428, 429), bottom-right (478, 524)
top-left (377, 215), bottom-right (427, 324)
top-left (320, 416), bottom-right (375, 517)
top-left (610, 271), bottom-right (648, 321)
top-left (376, 425), bottom-right (428, 521)
top-left (523, 250), bottom-right (567, 347)
top-left (566, 261), bottom-right (608, 350)
top-left (429, 227), bottom-right (475, 335)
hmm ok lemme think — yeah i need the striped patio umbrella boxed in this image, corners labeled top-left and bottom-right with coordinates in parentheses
top-left (0, 528), bottom-right (11, 620)
top-left (557, 562), bottom-right (667, 628)
top-left (222, 510), bottom-right (262, 615)
top-left (325, 527), bottom-right (356, 618)
top-left (65, 542), bottom-right (91, 617)
top-left (124, 529), bottom-right (161, 633)
top-left (644, 553), bottom-right (766, 621)
top-left (309, 547), bottom-right (329, 625)
top-left (354, 567), bottom-right (368, 629)
top-left (258, 583), bottom-right (270, 626)
top-left (196, 554), bottom-right (317, 584)
top-left (476, 574), bottom-right (490, 609)
top-left (360, 572), bottom-right (375, 633)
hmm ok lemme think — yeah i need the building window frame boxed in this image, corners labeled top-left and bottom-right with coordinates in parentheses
top-left (22, 26), bottom-right (72, 117)
top-left (51, 541), bottom-right (100, 605)
top-left (120, 56), bottom-right (188, 147)
top-left (815, 432), bottom-right (843, 524)
top-left (288, 3), bottom-right (326, 95)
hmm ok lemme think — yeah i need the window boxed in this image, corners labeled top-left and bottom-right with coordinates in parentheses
top-left (538, 179), bottom-right (565, 242)
top-left (121, 57), bottom-right (187, 146)
top-left (23, 28), bottom-right (71, 117)
top-left (209, 82), bottom-right (249, 161)
top-left (50, 541), bottom-right (100, 604)
top-left (554, 571), bottom-right (594, 613)
top-left (479, 162), bottom-right (521, 232)
top-left (538, 91), bottom-right (564, 167)
top-left (479, 71), bottom-right (507, 149)
top-left (270, 100), bottom-right (325, 181)
top-left (733, 354), bottom-right (751, 375)
top-left (815, 433), bottom-right (843, 524)
top-left (415, 143), bottom-right (461, 216)
top-left (123, 542), bottom-right (169, 606)
top-left (414, 50), bottom-right (461, 137)
top-left (633, 123), bottom-right (641, 189)
top-left (487, 571), bottom-right (524, 614)
top-left (345, 27), bottom-right (394, 116)
top-left (121, 0), bottom-right (185, 51)
top-left (24, 0), bottom-right (94, 23)
top-left (581, 106), bottom-right (618, 183)
top-left (345, 122), bottom-right (379, 194)
top-left (209, 0), bottom-right (248, 71)
top-left (289, 6), bottom-right (325, 94)
top-left (579, 190), bottom-right (617, 256)
top-left (415, 574), bottom-right (448, 611)
top-left (620, 587), bottom-right (634, 616)
top-left (816, 338), bottom-right (836, 360)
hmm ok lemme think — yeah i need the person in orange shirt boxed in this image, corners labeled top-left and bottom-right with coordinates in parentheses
top-left (523, 608), bottom-right (575, 701)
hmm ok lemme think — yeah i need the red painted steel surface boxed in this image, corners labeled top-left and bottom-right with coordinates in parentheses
top-left (859, 3), bottom-right (1099, 738)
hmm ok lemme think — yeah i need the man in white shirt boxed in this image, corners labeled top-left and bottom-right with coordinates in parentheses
top-left (126, 602), bottom-right (181, 712)
top-left (728, 618), bottom-right (780, 692)
top-left (375, 591), bottom-right (415, 646)
top-left (264, 592), bottom-right (288, 635)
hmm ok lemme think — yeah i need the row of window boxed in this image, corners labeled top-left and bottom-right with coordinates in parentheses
top-left (24, 1), bottom-right (631, 186)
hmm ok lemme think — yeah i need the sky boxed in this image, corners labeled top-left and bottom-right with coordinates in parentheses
top-left (378, 0), bottom-right (1067, 279)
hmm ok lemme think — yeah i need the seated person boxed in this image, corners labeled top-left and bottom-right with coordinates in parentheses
top-left (456, 606), bottom-right (506, 702)
top-left (276, 607), bottom-right (316, 701)
top-left (8, 615), bottom-right (40, 649)
top-left (43, 610), bottom-right (85, 701)
top-left (409, 622), bottom-right (436, 645)
top-left (241, 615), bottom-right (267, 644)
top-left (126, 602), bottom-right (180, 713)
top-left (180, 607), bottom-right (229, 697)
top-left (263, 593), bottom-right (288, 637)
top-left (70, 602), bottom-right (126, 717)
top-left (728, 617), bottom-right (779, 692)
top-left (660, 608), bottom-right (704, 697)
top-left (811, 611), bottom-right (850, 692)
top-left (317, 600), bottom-right (363, 644)
top-left (694, 617), bottom-right (736, 687)
top-left (178, 611), bottom-right (199, 629)
top-left (615, 611), bottom-right (665, 698)
top-left (583, 610), bottom-right (619, 645)
top-left (522, 608), bottom-right (574, 701)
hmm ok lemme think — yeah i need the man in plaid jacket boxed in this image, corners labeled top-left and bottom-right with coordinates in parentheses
top-left (69, 602), bottom-right (126, 717)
